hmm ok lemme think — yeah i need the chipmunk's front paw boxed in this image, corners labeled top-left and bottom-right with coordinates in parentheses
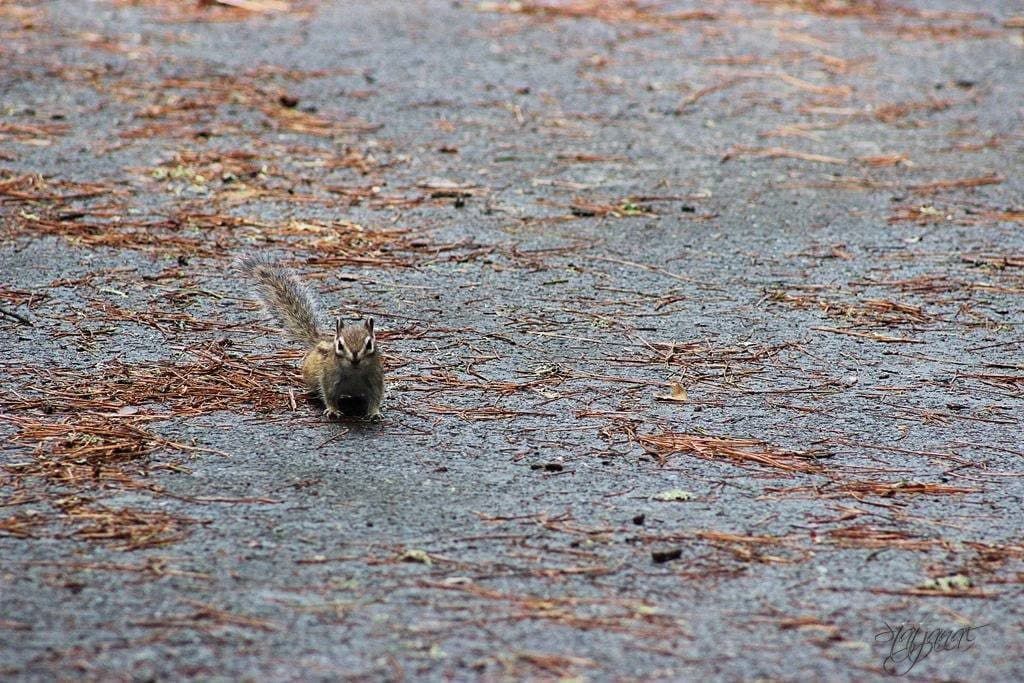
top-left (323, 407), bottom-right (343, 420)
top-left (364, 400), bottom-right (384, 421)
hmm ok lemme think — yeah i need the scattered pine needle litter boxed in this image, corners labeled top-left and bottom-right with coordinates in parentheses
top-left (765, 480), bottom-right (980, 500)
top-left (721, 145), bottom-right (847, 165)
top-left (0, 172), bottom-right (125, 203)
top-left (0, 417), bottom-right (209, 549)
top-left (478, 1), bottom-right (717, 26)
top-left (0, 0), bottom-right (1019, 629)
top-left (637, 432), bottom-right (824, 473)
top-left (67, 502), bottom-right (201, 551)
top-left (694, 530), bottom-right (813, 564)
top-left (132, 597), bottom-right (281, 632)
top-left (824, 525), bottom-right (938, 551)
top-left (837, 481), bottom-right (980, 497)
top-left (767, 290), bottom-right (937, 328)
top-left (0, 345), bottom-right (301, 548)
top-left (113, 0), bottom-right (308, 22)
top-left (2, 414), bottom-right (221, 464)
top-left (4, 348), bottom-right (300, 417)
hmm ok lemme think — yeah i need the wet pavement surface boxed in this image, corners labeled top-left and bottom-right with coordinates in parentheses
top-left (2, 1), bottom-right (1023, 680)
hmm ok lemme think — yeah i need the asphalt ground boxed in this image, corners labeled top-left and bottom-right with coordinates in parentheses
top-left (2, 1), bottom-right (1023, 680)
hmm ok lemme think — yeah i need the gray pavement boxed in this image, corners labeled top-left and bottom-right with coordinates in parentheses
top-left (2, 0), bottom-right (1023, 680)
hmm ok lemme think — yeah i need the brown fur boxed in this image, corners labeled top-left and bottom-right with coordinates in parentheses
top-left (302, 329), bottom-right (384, 418)
top-left (241, 257), bottom-right (385, 418)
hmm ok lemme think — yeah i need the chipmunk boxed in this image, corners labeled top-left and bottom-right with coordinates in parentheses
top-left (240, 256), bottom-right (384, 419)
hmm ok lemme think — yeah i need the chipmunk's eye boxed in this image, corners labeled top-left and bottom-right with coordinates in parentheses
top-left (364, 338), bottom-right (374, 354)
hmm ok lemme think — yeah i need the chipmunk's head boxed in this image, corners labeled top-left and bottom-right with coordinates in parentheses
top-left (334, 317), bottom-right (376, 366)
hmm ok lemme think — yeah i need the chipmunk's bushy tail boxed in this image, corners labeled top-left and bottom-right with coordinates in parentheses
top-left (239, 255), bottom-right (323, 347)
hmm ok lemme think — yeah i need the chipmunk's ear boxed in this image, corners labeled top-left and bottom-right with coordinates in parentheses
top-left (364, 317), bottom-right (374, 335)
top-left (335, 317), bottom-right (344, 336)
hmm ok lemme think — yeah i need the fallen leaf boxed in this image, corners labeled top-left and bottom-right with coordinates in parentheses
top-left (919, 574), bottom-right (972, 591)
top-left (399, 549), bottom-right (432, 565)
top-left (653, 489), bottom-right (695, 502)
top-left (655, 382), bottom-right (689, 402)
